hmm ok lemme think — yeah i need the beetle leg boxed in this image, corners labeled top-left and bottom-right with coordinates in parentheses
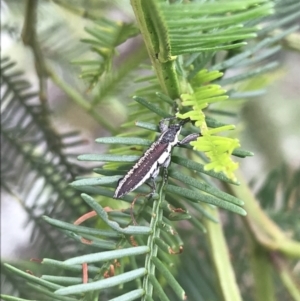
top-left (145, 178), bottom-right (157, 197)
top-left (150, 178), bottom-right (157, 195)
top-left (178, 133), bottom-right (200, 145)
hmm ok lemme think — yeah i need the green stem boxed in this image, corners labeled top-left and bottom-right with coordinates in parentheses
top-left (224, 172), bottom-right (300, 301)
top-left (204, 206), bottom-right (243, 301)
top-left (251, 248), bottom-right (275, 301)
top-left (21, 0), bottom-right (93, 176)
top-left (270, 252), bottom-right (300, 301)
top-left (47, 68), bottom-right (116, 134)
top-left (22, 0), bottom-right (48, 109)
top-left (93, 43), bottom-right (148, 105)
top-left (22, 0), bottom-right (117, 133)
top-left (130, 0), bottom-right (180, 99)
top-left (142, 172), bottom-right (168, 301)
top-left (246, 228), bottom-right (275, 301)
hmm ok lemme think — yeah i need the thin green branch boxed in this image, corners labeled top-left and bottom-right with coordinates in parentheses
top-left (270, 252), bottom-right (300, 301)
top-left (21, 1), bottom-right (118, 133)
top-left (142, 170), bottom-right (171, 301)
top-left (2, 128), bottom-right (88, 223)
top-left (93, 44), bottom-right (148, 105)
top-left (204, 206), bottom-right (243, 301)
top-left (130, 0), bottom-right (181, 98)
top-left (18, 1), bottom-right (86, 177)
top-left (0, 295), bottom-right (34, 301)
top-left (47, 67), bottom-right (116, 133)
top-left (226, 171), bottom-right (300, 258)
top-left (21, 0), bottom-right (48, 108)
top-left (246, 231), bottom-right (275, 301)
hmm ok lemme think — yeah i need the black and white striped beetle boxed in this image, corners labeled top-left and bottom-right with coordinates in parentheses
top-left (113, 118), bottom-right (199, 199)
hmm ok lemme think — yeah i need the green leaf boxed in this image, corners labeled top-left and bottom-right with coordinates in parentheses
top-left (218, 62), bottom-right (279, 85)
top-left (0, 296), bottom-right (35, 301)
top-left (148, 274), bottom-right (170, 301)
top-left (78, 154), bottom-right (139, 162)
top-left (63, 246), bottom-right (150, 265)
top-left (166, 185), bottom-right (246, 216)
top-left (43, 216), bottom-right (121, 238)
top-left (109, 289), bottom-right (145, 301)
top-left (76, 18), bottom-right (139, 90)
top-left (42, 258), bottom-right (100, 274)
top-left (232, 148), bottom-right (254, 158)
top-left (172, 156), bottom-right (239, 185)
top-left (161, 1), bottom-right (274, 55)
top-left (204, 206), bottom-right (243, 301)
top-left (55, 268), bottom-right (147, 295)
top-left (135, 121), bottom-right (159, 132)
top-left (96, 137), bottom-right (152, 146)
top-left (4, 264), bottom-right (62, 291)
top-left (25, 283), bottom-right (79, 301)
top-left (151, 256), bottom-right (186, 300)
top-left (71, 176), bottom-right (120, 187)
top-left (64, 231), bottom-right (117, 250)
top-left (133, 96), bottom-right (171, 118)
top-left (81, 193), bottom-right (152, 235)
top-left (169, 170), bottom-right (244, 206)
top-left (41, 275), bottom-right (84, 285)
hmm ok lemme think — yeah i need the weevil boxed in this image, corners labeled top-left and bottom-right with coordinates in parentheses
top-left (113, 118), bottom-right (199, 199)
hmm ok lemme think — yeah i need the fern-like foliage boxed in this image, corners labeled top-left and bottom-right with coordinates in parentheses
top-left (74, 18), bottom-right (139, 91)
top-left (222, 164), bottom-right (300, 301)
top-left (256, 165), bottom-right (300, 240)
top-left (0, 57), bottom-right (95, 298)
top-left (129, 0), bottom-right (277, 179)
top-left (1, 0), bottom-right (300, 301)
top-left (177, 69), bottom-right (240, 179)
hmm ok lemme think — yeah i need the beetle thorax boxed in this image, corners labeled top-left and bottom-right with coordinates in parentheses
top-left (159, 124), bottom-right (181, 145)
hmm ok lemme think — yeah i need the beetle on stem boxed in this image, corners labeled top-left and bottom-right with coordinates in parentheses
top-left (114, 118), bottom-right (199, 199)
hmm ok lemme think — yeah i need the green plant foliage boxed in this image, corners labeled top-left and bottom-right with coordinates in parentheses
top-left (1, 56), bottom-right (90, 227)
top-left (256, 165), bottom-right (300, 241)
top-left (160, 0), bottom-right (274, 55)
top-left (74, 18), bottom-right (140, 90)
top-left (0, 55), bottom-right (94, 298)
top-left (176, 69), bottom-right (240, 180)
top-left (1, 0), bottom-right (300, 301)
